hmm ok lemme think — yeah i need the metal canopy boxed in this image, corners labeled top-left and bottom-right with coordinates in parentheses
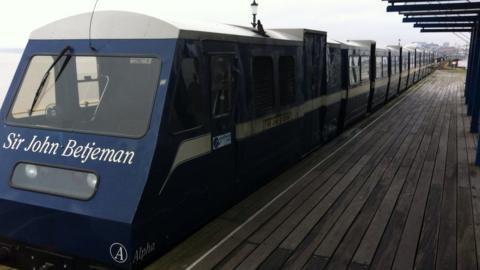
top-left (403, 16), bottom-right (478, 23)
top-left (420, 28), bottom-right (473, 32)
top-left (388, 0), bottom-right (471, 2)
top-left (400, 9), bottom-right (480, 14)
top-left (414, 23), bottom-right (475, 28)
top-left (385, 0), bottom-right (479, 31)
top-left (387, 3), bottom-right (480, 12)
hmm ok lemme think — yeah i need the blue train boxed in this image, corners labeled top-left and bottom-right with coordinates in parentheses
top-left (0, 11), bottom-right (435, 269)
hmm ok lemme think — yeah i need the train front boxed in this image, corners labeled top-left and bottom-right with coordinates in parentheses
top-left (0, 11), bottom-right (175, 269)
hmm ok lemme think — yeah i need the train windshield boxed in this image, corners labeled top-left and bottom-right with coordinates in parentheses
top-left (7, 55), bottom-right (161, 138)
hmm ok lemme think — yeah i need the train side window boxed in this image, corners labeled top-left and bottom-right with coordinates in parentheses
top-left (211, 56), bottom-right (233, 117)
top-left (395, 56), bottom-right (400, 74)
top-left (279, 56), bottom-right (295, 106)
top-left (376, 56), bottom-right (382, 79)
top-left (252, 57), bottom-right (275, 115)
top-left (396, 57), bottom-right (400, 74)
top-left (76, 57), bottom-right (100, 108)
top-left (391, 56), bottom-right (396, 75)
top-left (382, 57), bottom-right (388, 77)
top-left (360, 56), bottom-right (370, 81)
top-left (349, 56), bottom-right (360, 85)
top-left (170, 58), bottom-right (205, 133)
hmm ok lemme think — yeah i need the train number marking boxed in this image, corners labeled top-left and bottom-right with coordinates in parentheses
top-left (212, 133), bottom-right (232, 150)
top-left (133, 242), bottom-right (156, 263)
top-left (110, 243), bottom-right (128, 264)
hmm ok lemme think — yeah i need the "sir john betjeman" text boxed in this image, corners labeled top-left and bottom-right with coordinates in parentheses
top-left (2, 133), bottom-right (135, 165)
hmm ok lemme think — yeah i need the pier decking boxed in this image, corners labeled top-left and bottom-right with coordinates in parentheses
top-left (151, 70), bottom-right (480, 270)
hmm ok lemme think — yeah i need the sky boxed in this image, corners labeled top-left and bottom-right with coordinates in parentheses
top-left (0, 0), bottom-right (470, 49)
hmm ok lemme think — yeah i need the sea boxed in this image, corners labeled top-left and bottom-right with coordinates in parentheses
top-left (0, 51), bottom-right (22, 107)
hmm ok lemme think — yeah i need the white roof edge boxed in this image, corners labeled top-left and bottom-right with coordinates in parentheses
top-left (30, 10), bottom-right (302, 43)
top-left (30, 11), bottom-right (180, 40)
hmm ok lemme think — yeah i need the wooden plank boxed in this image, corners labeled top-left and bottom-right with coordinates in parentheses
top-left (214, 242), bottom-right (257, 270)
top-left (464, 108), bottom-right (480, 270)
top-left (304, 255), bottom-right (329, 270)
top-left (325, 75), bottom-right (448, 270)
top-left (391, 78), bottom-right (451, 270)
top-left (351, 74), bottom-right (444, 268)
top-left (463, 82), bottom-right (480, 269)
top-left (455, 80), bottom-right (477, 270)
top-left (413, 81), bottom-right (452, 270)
top-left (365, 80), bottom-right (443, 270)
top-left (320, 132), bottom-right (416, 269)
top-left (257, 248), bottom-right (291, 270)
top-left (314, 83), bottom-right (440, 266)
top-left (435, 80), bottom-right (458, 270)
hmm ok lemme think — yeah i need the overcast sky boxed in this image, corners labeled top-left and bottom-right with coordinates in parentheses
top-left (0, 0), bottom-right (470, 49)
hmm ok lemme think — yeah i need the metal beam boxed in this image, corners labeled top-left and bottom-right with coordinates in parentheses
top-left (414, 23), bottom-right (475, 28)
top-left (400, 10), bottom-right (480, 16)
top-left (387, 3), bottom-right (480, 12)
top-left (420, 28), bottom-right (473, 32)
top-left (403, 16), bottom-right (479, 22)
top-left (386, 0), bottom-right (468, 2)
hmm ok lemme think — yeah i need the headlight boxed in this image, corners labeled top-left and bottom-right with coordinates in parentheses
top-left (11, 163), bottom-right (99, 200)
top-left (24, 164), bottom-right (38, 179)
top-left (86, 173), bottom-right (98, 190)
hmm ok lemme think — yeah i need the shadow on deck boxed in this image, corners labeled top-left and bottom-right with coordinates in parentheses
top-left (150, 70), bottom-right (480, 270)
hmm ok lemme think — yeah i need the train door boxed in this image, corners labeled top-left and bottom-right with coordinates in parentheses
top-left (205, 45), bottom-right (237, 195)
top-left (302, 32), bottom-right (326, 153)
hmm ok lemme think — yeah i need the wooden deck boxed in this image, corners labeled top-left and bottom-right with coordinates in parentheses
top-left (151, 69), bottom-right (480, 270)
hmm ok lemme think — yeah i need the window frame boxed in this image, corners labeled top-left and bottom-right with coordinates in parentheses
top-left (360, 56), bottom-right (370, 82)
top-left (278, 56), bottom-right (296, 107)
top-left (210, 55), bottom-right (234, 119)
top-left (251, 56), bottom-right (276, 116)
top-left (349, 55), bottom-right (360, 86)
top-left (6, 53), bottom-right (162, 139)
top-left (168, 57), bottom-right (207, 135)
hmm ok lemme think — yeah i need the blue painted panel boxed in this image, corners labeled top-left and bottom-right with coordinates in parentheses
top-left (0, 38), bottom-right (177, 267)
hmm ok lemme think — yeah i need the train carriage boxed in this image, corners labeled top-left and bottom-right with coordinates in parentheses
top-left (322, 39), bottom-right (345, 140)
top-left (399, 46), bottom-right (411, 92)
top-left (418, 48), bottom-right (426, 79)
top-left (387, 45), bottom-right (402, 99)
top-left (0, 10), bottom-right (437, 270)
top-left (412, 47), bottom-right (421, 84)
top-left (405, 46), bottom-right (417, 88)
top-left (342, 40), bottom-right (373, 126)
top-left (371, 46), bottom-right (390, 110)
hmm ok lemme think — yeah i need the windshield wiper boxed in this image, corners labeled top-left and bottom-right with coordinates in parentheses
top-left (29, 46), bottom-right (72, 116)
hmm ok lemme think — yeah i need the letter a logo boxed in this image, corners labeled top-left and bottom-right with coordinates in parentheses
top-left (110, 243), bottom-right (128, 263)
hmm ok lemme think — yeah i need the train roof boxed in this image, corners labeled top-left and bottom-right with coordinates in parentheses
top-left (346, 40), bottom-right (376, 48)
top-left (327, 39), bottom-right (342, 48)
top-left (270, 28), bottom-right (327, 39)
top-left (387, 45), bottom-right (401, 55)
top-left (30, 10), bottom-right (304, 45)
